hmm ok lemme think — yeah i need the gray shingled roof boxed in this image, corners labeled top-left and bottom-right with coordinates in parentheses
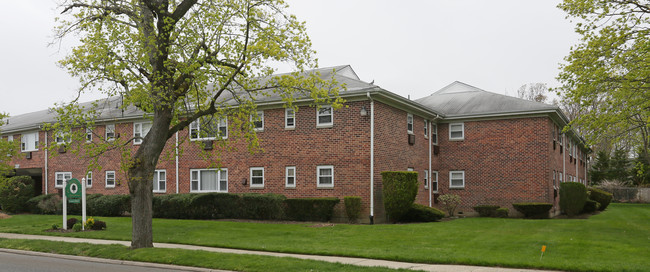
top-left (415, 81), bottom-right (560, 118)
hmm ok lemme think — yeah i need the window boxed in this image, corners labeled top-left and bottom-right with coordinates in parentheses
top-left (153, 170), bottom-right (166, 193)
top-left (105, 171), bottom-right (116, 188)
top-left (449, 171), bottom-right (465, 188)
top-left (250, 167), bottom-right (264, 188)
top-left (317, 106), bottom-right (333, 127)
top-left (553, 170), bottom-right (556, 189)
top-left (21, 132), bottom-right (38, 152)
top-left (7, 135), bottom-right (13, 142)
top-left (286, 166), bottom-right (296, 188)
top-left (85, 128), bottom-right (93, 142)
top-left (190, 117), bottom-right (227, 140)
top-left (407, 113), bottom-right (414, 134)
top-left (432, 171), bottom-right (439, 192)
top-left (133, 122), bottom-right (152, 145)
top-left (558, 126), bottom-right (563, 145)
top-left (55, 172), bottom-right (72, 188)
top-left (190, 169), bottom-right (228, 192)
top-left (407, 167), bottom-right (414, 171)
top-left (55, 131), bottom-right (70, 144)
top-left (251, 111), bottom-right (264, 131)
top-left (285, 108), bottom-right (295, 129)
top-left (559, 173), bottom-right (563, 183)
top-left (105, 124), bottom-right (116, 141)
top-left (424, 120), bottom-right (428, 138)
top-left (449, 123), bottom-right (464, 140)
top-left (424, 170), bottom-right (429, 189)
top-left (317, 165), bottom-right (334, 188)
top-left (86, 172), bottom-right (92, 188)
top-left (431, 124), bottom-right (438, 145)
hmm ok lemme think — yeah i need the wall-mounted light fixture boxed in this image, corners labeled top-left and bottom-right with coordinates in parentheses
top-left (360, 106), bottom-right (368, 116)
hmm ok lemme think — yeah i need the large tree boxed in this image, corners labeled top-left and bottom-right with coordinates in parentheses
top-left (557, 1), bottom-right (650, 164)
top-left (53, 0), bottom-right (342, 249)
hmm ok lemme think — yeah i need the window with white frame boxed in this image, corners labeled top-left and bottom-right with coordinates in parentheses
top-left (190, 169), bottom-right (228, 192)
top-left (317, 106), bottom-right (333, 127)
top-left (432, 171), bottom-right (439, 192)
top-left (407, 167), bottom-right (414, 171)
top-left (190, 117), bottom-right (227, 140)
top-left (85, 128), bottom-right (93, 142)
top-left (317, 165), bottom-right (334, 188)
top-left (424, 120), bottom-right (428, 138)
top-left (286, 166), bottom-right (296, 188)
top-left (105, 124), bottom-right (116, 141)
top-left (133, 122), bottom-right (152, 145)
top-left (7, 135), bottom-right (13, 142)
top-left (553, 170), bottom-right (556, 189)
top-left (21, 132), bottom-right (38, 152)
top-left (424, 170), bottom-right (429, 189)
top-left (407, 113), bottom-right (414, 134)
top-left (559, 173), bottom-right (563, 183)
top-left (153, 170), bottom-right (166, 192)
top-left (86, 172), bottom-right (92, 188)
top-left (285, 108), bottom-right (295, 129)
top-left (431, 124), bottom-right (438, 145)
top-left (105, 171), bottom-right (116, 188)
top-left (250, 167), bottom-right (264, 188)
top-left (252, 111), bottom-right (264, 131)
top-left (449, 171), bottom-right (465, 188)
top-left (55, 131), bottom-right (70, 144)
top-left (55, 172), bottom-right (72, 188)
top-left (449, 123), bottom-right (464, 140)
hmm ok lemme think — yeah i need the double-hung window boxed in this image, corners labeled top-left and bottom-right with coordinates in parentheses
top-left (317, 165), bottom-right (334, 188)
top-left (85, 128), bottom-right (93, 142)
top-left (424, 120), bottom-right (428, 138)
top-left (251, 111), bottom-right (264, 131)
top-left (250, 167), bottom-right (264, 188)
top-left (105, 124), bottom-right (116, 141)
top-left (153, 170), bottom-right (166, 193)
top-left (285, 108), bottom-right (295, 129)
top-left (105, 171), bottom-right (116, 188)
top-left (55, 131), bottom-right (70, 144)
top-left (317, 106), bottom-right (333, 127)
top-left (431, 171), bottom-right (439, 192)
top-left (407, 114), bottom-right (414, 134)
top-left (449, 123), bottom-right (464, 140)
top-left (190, 169), bottom-right (228, 192)
top-left (86, 172), bottom-right (92, 188)
top-left (449, 171), bottom-right (465, 189)
top-left (286, 166), bottom-right (296, 188)
top-left (133, 122), bottom-right (152, 145)
top-left (424, 170), bottom-right (429, 189)
top-left (190, 117), bottom-right (226, 140)
top-left (21, 132), bottom-right (38, 152)
top-left (55, 172), bottom-right (71, 188)
top-left (431, 124), bottom-right (438, 145)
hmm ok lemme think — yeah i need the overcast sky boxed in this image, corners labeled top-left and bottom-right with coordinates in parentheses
top-left (0, 0), bottom-right (578, 117)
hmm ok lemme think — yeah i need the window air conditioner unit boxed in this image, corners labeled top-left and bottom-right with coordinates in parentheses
top-left (203, 140), bottom-right (213, 150)
top-left (408, 134), bottom-right (415, 145)
top-left (58, 145), bottom-right (66, 154)
top-left (433, 145), bottom-right (440, 155)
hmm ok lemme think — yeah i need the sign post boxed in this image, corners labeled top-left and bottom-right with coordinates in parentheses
top-left (63, 178), bottom-right (86, 230)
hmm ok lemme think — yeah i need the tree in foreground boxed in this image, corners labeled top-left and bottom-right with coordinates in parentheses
top-left (54, 0), bottom-right (343, 249)
top-left (557, 1), bottom-right (650, 166)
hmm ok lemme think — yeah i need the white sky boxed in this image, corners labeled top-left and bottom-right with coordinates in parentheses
top-left (0, 0), bottom-right (578, 117)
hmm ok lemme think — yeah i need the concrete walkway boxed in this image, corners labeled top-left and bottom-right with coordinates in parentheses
top-left (0, 233), bottom-right (556, 272)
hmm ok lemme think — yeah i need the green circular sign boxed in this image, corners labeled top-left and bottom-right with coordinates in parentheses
top-left (66, 178), bottom-right (82, 203)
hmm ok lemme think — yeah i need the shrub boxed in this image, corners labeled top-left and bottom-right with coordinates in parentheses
top-left (27, 194), bottom-right (61, 214)
top-left (401, 204), bottom-right (445, 222)
top-left (0, 176), bottom-right (34, 213)
top-left (51, 224), bottom-right (59, 230)
top-left (588, 187), bottom-right (613, 211)
top-left (512, 203), bottom-right (553, 219)
top-left (87, 194), bottom-right (130, 216)
top-left (495, 207), bottom-right (509, 218)
top-left (92, 220), bottom-right (107, 230)
top-left (67, 218), bottom-right (78, 229)
top-left (344, 196), bottom-right (362, 223)
top-left (72, 223), bottom-right (83, 232)
top-left (152, 193), bottom-right (286, 220)
top-left (240, 193), bottom-right (286, 220)
top-left (473, 205), bottom-right (500, 217)
top-left (285, 197), bottom-right (340, 222)
top-left (381, 171), bottom-right (418, 221)
top-left (438, 194), bottom-right (461, 217)
top-left (581, 199), bottom-right (600, 214)
top-left (84, 217), bottom-right (95, 229)
top-left (152, 194), bottom-right (193, 219)
top-left (187, 193), bottom-right (241, 219)
top-left (560, 182), bottom-right (587, 216)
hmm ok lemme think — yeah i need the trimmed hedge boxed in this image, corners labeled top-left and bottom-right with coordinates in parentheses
top-left (152, 193), bottom-right (290, 221)
top-left (512, 202), bottom-right (553, 219)
top-left (495, 207), bottom-right (509, 218)
top-left (0, 176), bottom-right (34, 213)
top-left (581, 199), bottom-right (600, 214)
top-left (27, 194), bottom-right (61, 214)
top-left (240, 193), bottom-right (286, 220)
top-left (560, 182), bottom-right (587, 217)
top-left (473, 205), bottom-right (500, 217)
top-left (381, 171), bottom-right (418, 222)
top-left (588, 187), bottom-right (613, 211)
top-left (401, 204), bottom-right (445, 222)
top-left (87, 194), bottom-right (130, 216)
top-left (285, 197), bottom-right (340, 222)
top-left (344, 196), bottom-right (362, 223)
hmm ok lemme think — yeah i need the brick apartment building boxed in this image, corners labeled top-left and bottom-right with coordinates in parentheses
top-left (1, 65), bottom-right (588, 221)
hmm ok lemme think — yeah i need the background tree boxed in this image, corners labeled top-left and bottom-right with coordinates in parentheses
top-left (517, 83), bottom-right (550, 103)
top-left (54, 0), bottom-right (343, 249)
top-left (0, 113), bottom-right (18, 176)
top-left (557, 1), bottom-right (650, 168)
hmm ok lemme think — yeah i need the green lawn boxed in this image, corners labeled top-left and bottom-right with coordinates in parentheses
top-left (1, 203), bottom-right (648, 271)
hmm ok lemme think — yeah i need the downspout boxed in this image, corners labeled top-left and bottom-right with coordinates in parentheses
top-left (367, 92), bottom-right (375, 224)
top-left (428, 120), bottom-right (432, 207)
top-left (575, 146), bottom-right (579, 183)
top-left (175, 131), bottom-right (179, 194)
top-left (44, 130), bottom-right (48, 195)
top-left (562, 134), bottom-right (566, 182)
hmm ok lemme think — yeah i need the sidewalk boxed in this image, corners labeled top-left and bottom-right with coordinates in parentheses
top-left (0, 233), bottom-right (556, 272)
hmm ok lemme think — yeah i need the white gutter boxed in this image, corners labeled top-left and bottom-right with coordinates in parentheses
top-left (367, 92), bottom-right (375, 224)
top-left (44, 130), bottom-right (48, 195)
top-left (175, 131), bottom-right (179, 194)
top-left (428, 120), bottom-right (432, 207)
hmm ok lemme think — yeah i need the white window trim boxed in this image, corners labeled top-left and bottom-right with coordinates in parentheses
top-left (21, 131), bottom-right (39, 152)
top-left (285, 166), bottom-right (296, 188)
top-left (55, 131), bottom-right (71, 144)
top-left (85, 128), bottom-right (93, 143)
top-left (105, 124), bottom-right (116, 141)
top-left (189, 118), bottom-right (227, 141)
top-left (424, 170), bottom-right (429, 189)
top-left (432, 124), bottom-right (438, 145)
top-left (424, 120), bottom-right (429, 139)
top-left (407, 113), bottom-right (414, 134)
top-left (317, 165), bottom-right (334, 188)
top-left (250, 167), bottom-right (265, 188)
top-left (252, 111), bottom-right (264, 132)
top-left (55, 172), bottom-right (72, 188)
top-left (153, 169), bottom-right (166, 193)
top-left (86, 171), bottom-right (92, 188)
top-left (190, 168), bottom-right (228, 193)
top-left (7, 135), bottom-right (13, 142)
top-left (105, 171), bottom-right (116, 188)
top-left (285, 108), bottom-right (296, 129)
top-left (449, 170), bottom-right (465, 189)
top-left (316, 106), bottom-right (333, 128)
top-left (133, 122), bottom-right (152, 145)
top-left (432, 171), bottom-right (439, 193)
top-left (449, 122), bottom-right (465, 141)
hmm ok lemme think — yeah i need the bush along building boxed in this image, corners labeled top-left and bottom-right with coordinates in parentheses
top-left (1, 65), bottom-right (589, 221)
